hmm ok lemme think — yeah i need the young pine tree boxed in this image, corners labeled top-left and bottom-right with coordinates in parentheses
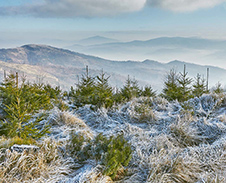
top-left (93, 70), bottom-right (113, 108)
top-left (73, 66), bottom-right (96, 106)
top-left (0, 73), bottom-right (52, 139)
top-left (141, 85), bottom-right (156, 97)
top-left (103, 134), bottom-right (132, 180)
top-left (121, 76), bottom-right (140, 101)
top-left (162, 69), bottom-right (181, 101)
top-left (192, 74), bottom-right (207, 97)
top-left (177, 65), bottom-right (192, 102)
top-left (213, 82), bottom-right (224, 94)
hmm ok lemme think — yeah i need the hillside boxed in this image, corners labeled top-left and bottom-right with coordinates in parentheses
top-left (2, 91), bottom-right (226, 182)
top-left (0, 44), bottom-right (226, 91)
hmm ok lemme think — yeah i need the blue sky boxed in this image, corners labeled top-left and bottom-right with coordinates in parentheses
top-left (1, 0), bottom-right (226, 47)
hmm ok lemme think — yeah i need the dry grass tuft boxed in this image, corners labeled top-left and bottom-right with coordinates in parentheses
top-left (0, 138), bottom-right (71, 183)
top-left (50, 109), bottom-right (93, 139)
top-left (148, 148), bottom-right (201, 183)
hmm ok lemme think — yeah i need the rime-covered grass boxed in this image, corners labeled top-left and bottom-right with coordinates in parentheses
top-left (1, 93), bottom-right (226, 182)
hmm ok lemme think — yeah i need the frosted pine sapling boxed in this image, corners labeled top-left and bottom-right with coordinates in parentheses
top-left (177, 65), bottom-right (193, 102)
top-left (162, 69), bottom-right (181, 101)
top-left (93, 70), bottom-right (113, 108)
top-left (121, 76), bottom-right (141, 101)
top-left (192, 74), bottom-right (207, 97)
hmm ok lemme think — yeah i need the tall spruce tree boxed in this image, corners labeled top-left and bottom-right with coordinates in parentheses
top-left (177, 65), bottom-right (192, 102)
top-left (162, 69), bottom-right (181, 101)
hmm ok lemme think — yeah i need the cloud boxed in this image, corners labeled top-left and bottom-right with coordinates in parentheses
top-left (0, 0), bottom-right (225, 18)
top-left (146, 0), bottom-right (226, 12)
top-left (0, 0), bottom-right (146, 17)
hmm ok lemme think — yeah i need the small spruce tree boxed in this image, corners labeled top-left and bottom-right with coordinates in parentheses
top-left (192, 74), bottom-right (207, 97)
top-left (121, 76), bottom-right (140, 101)
top-left (177, 65), bottom-right (192, 102)
top-left (93, 70), bottom-right (113, 108)
top-left (213, 82), bottom-right (224, 94)
top-left (162, 69), bottom-right (181, 101)
top-left (141, 85), bottom-right (156, 97)
top-left (0, 73), bottom-right (52, 139)
top-left (73, 66), bottom-right (96, 106)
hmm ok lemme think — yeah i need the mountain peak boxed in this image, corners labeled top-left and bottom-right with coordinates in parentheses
top-left (21, 44), bottom-right (49, 48)
top-left (76, 35), bottom-right (118, 46)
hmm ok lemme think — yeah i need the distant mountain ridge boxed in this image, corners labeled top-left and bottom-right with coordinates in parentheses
top-left (0, 44), bottom-right (226, 91)
top-left (74, 36), bottom-right (118, 46)
top-left (65, 37), bottom-right (226, 69)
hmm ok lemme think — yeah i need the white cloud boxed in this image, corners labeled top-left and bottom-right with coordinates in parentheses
top-left (0, 0), bottom-right (225, 17)
top-left (0, 0), bottom-right (146, 17)
top-left (146, 0), bottom-right (226, 12)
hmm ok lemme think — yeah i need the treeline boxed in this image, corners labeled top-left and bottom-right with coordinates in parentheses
top-left (0, 66), bottom-right (224, 140)
top-left (68, 65), bottom-right (224, 107)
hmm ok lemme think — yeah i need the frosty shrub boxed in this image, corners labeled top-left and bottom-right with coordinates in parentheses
top-left (128, 99), bottom-right (156, 123)
top-left (56, 99), bottom-right (69, 111)
top-left (66, 132), bottom-right (91, 162)
top-left (67, 132), bottom-right (132, 180)
top-left (153, 96), bottom-right (169, 111)
top-left (169, 115), bottom-right (202, 148)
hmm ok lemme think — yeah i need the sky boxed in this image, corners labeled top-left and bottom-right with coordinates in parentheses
top-left (1, 0), bottom-right (226, 42)
top-left (1, 0), bottom-right (226, 62)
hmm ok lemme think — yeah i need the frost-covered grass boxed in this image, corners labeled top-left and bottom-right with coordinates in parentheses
top-left (0, 138), bottom-right (73, 183)
top-left (1, 93), bottom-right (226, 182)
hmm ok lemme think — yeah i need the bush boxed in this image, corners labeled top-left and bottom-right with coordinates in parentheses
top-left (102, 134), bottom-right (132, 180)
top-left (67, 133), bottom-right (132, 180)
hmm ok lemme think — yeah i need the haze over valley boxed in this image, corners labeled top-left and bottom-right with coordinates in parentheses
top-left (66, 35), bottom-right (226, 69)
